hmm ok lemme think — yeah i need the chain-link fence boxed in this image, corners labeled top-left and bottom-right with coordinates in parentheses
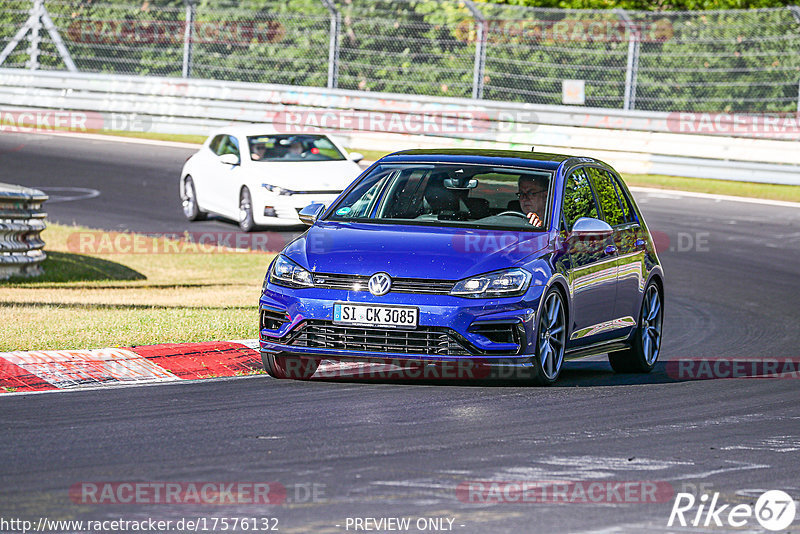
top-left (2, 0), bottom-right (800, 113)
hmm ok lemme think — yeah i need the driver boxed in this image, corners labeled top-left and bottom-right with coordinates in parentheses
top-left (517, 175), bottom-right (548, 226)
top-left (286, 141), bottom-right (304, 157)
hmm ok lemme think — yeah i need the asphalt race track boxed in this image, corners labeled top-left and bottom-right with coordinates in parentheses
top-left (2, 132), bottom-right (800, 532)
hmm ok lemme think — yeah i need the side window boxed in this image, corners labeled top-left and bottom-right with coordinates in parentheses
top-left (209, 135), bottom-right (225, 154)
top-left (562, 168), bottom-right (598, 231)
top-left (587, 167), bottom-right (626, 226)
top-left (607, 171), bottom-right (637, 224)
top-left (218, 135), bottom-right (240, 158)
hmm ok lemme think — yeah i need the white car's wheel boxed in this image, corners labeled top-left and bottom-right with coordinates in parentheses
top-left (239, 187), bottom-right (256, 232)
top-left (181, 176), bottom-right (206, 221)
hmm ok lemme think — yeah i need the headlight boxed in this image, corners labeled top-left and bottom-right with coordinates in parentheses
top-left (450, 268), bottom-right (531, 298)
top-left (262, 183), bottom-right (295, 196)
top-left (269, 255), bottom-right (314, 288)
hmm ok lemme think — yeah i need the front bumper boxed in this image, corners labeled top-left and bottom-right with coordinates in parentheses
top-left (253, 192), bottom-right (340, 225)
top-left (258, 282), bottom-right (547, 364)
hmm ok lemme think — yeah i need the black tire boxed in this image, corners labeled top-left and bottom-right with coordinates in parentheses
top-left (239, 187), bottom-right (256, 232)
top-left (526, 287), bottom-right (567, 386)
top-left (181, 176), bottom-right (206, 221)
top-left (261, 352), bottom-right (318, 380)
top-left (609, 281), bottom-right (663, 373)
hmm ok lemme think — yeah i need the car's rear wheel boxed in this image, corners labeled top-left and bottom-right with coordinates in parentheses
top-left (262, 352), bottom-right (318, 380)
top-left (527, 288), bottom-right (567, 386)
top-left (609, 282), bottom-right (662, 373)
top-left (239, 187), bottom-right (256, 232)
top-left (181, 176), bottom-right (206, 221)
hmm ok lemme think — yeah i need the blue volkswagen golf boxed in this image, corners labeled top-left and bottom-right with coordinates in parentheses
top-left (259, 149), bottom-right (664, 385)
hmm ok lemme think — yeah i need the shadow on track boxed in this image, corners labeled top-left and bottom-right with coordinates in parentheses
top-left (300, 360), bottom-right (700, 388)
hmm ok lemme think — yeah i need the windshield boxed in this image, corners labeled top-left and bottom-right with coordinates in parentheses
top-left (326, 163), bottom-right (552, 231)
top-left (247, 134), bottom-right (346, 162)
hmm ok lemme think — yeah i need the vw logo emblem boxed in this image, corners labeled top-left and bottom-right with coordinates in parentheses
top-left (368, 272), bottom-right (392, 296)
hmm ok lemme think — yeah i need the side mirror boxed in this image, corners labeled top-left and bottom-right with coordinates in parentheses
top-left (219, 153), bottom-right (240, 166)
top-left (348, 152), bottom-right (364, 163)
top-left (299, 202), bottom-right (326, 226)
top-left (571, 217), bottom-right (613, 237)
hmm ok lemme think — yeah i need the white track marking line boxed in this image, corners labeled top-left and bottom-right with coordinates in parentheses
top-left (630, 186), bottom-right (800, 209)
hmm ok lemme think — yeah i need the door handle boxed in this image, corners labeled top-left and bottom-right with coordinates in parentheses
top-left (604, 245), bottom-right (617, 255)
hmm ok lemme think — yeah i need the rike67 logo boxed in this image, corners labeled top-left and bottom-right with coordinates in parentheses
top-left (668, 490), bottom-right (796, 531)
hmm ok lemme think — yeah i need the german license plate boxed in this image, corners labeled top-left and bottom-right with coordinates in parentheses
top-left (333, 303), bottom-right (418, 329)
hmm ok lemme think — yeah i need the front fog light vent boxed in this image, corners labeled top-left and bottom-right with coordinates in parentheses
top-left (261, 308), bottom-right (290, 330)
top-left (469, 322), bottom-right (520, 345)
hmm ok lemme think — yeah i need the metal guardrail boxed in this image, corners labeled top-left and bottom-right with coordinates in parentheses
top-left (2, 1), bottom-right (800, 113)
top-left (0, 183), bottom-right (47, 280)
top-left (1, 69), bottom-right (799, 185)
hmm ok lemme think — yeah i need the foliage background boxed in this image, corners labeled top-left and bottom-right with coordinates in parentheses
top-left (1, 0), bottom-right (799, 111)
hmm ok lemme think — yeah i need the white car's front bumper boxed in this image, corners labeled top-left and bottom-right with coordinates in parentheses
top-left (253, 192), bottom-right (341, 226)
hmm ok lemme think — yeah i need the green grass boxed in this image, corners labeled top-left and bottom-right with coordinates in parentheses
top-left (0, 223), bottom-right (274, 351)
top-left (99, 130), bottom-right (207, 145)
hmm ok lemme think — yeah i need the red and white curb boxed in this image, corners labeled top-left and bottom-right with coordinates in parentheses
top-left (0, 339), bottom-right (263, 393)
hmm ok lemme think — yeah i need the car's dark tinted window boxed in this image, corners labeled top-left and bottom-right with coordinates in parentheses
top-left (587, 167), bottom-right (626, 226)
top-left (562, 168), bottom-right (598, 231)
top-left (607, 171), bottom-right (637, 224)
top-left (247, 134), bottom-right (345, 162)
top-left (326, 163), bottom-right (552, 231)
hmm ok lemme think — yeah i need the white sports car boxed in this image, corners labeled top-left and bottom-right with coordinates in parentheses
top-left (180, 125), bottom-right (364, 230)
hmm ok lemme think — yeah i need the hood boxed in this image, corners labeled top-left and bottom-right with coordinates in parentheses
top-left (245, 160), bottom-right (361, 191)
top-left (283, 222), bottom-right (550, 280)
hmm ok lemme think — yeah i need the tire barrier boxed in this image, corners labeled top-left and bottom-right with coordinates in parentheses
top-left (0, 182), bottom-right (47, 280)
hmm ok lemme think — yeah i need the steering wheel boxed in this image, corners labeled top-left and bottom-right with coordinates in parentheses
top-left (495, 211), bottom-right (528, 219)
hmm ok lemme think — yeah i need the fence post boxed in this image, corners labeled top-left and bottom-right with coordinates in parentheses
top-left (26, 0), bottom-right (43, 70)
top-left (320, 0), bottom-right (340, 89)
top-left (182, 0), bottom-right (195, 78)
top-left (464, 0), bottom-right (486, 100)
top-left (0, 0), bottom-right (77, 70)
top-left (617, 9), bottom-right (640, 111)
top-left (789, 7), bottom-right (800, 113)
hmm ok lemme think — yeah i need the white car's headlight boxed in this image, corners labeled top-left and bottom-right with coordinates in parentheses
top-left (262, 183), bottom-right (295, 196)
top-left (270, 255), bottom-right (314, 288)
top-left (450, 268), bottom-right (532, 298)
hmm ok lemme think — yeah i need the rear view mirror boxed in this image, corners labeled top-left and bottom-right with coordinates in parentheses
top-left (571, 217), bottom-right (613, 236)
top-left (348, 152), bottom-right (364, 163)
top-left (220, 154), bottom-right (239, 166)
top-left (299, 202), bottom-right (326, 225)
top-left (443, 177), bottom-right (478, 190)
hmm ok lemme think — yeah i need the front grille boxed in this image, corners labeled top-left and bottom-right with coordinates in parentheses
top-left (312, 272), bottom-right (455, 295)
top-left (286, 321), bottom-right (472, 356)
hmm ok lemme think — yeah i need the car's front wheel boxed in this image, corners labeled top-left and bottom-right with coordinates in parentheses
top-left (527, 288), bottom-right (567, 386)
top-left (262, 352), bottom-right (319, 379)
top-left (609, 281), bottom-right (662, 373)
top-left (181, 176), bottom-right (206, 221)
top-left (239, 187), bottom-right (256, 232)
